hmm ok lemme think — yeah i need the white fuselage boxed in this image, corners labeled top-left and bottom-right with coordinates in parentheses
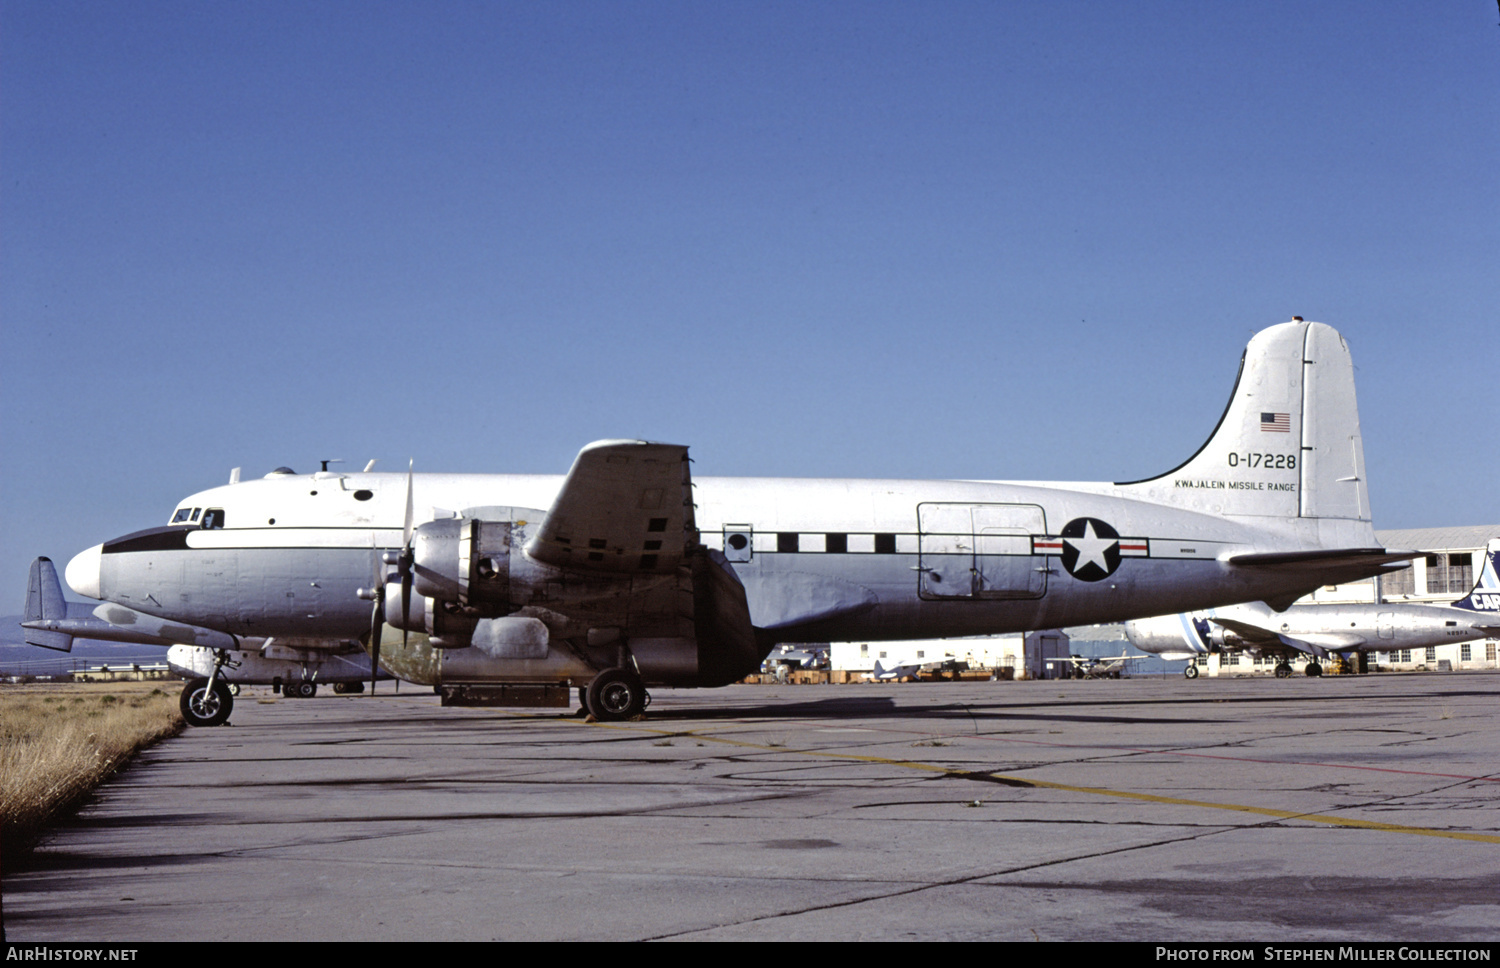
top-left (73, 469), bottom-right (1355, 649)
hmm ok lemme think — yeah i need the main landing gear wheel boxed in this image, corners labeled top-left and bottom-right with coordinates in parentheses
top-left (180, 677), bottom-right (233, 727)
top-left (1305, 662), bottom-right (1323, 678)
top-left (1274, 663), bottom-right (1294, 678)
top-left (292, 680), bottom-right (317, 698)
top-left (586, 668), bottom-right (646, 722)
top-left (1184, 664), bottom-right (1199, 679)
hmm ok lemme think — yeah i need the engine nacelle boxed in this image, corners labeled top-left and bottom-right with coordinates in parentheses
top-left (376, 544), bottom-right (764, 688)
top-left (412, 517), bottom-right (514, 609)
top-left (1123, 613), bottom-right (1227, 656)
top-left (382, 580), bottom-right (478, 646)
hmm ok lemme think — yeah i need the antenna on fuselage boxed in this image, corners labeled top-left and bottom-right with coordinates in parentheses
top-left (362, 459), bottom-right (378, 472)
top-left (229, 467), bottom-right (241, 485)
top-left (319, 459), bottom-right (344, 473)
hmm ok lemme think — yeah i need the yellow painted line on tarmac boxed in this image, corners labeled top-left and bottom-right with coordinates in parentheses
top-left (994, 775), bottom-right (1500, 844)
top-left (586, 718), bottom-right (1500, 845)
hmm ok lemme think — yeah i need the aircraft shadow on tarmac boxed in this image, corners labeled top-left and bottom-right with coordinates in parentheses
top-left (602, 692), bottom-right (1223, 726)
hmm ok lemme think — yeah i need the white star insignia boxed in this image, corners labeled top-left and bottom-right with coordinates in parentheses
top-left (1065, 521), bottom-right (1117, 574)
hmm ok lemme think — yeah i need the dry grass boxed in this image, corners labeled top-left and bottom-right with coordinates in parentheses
top-left (2, 680), bottom-right (183, 864)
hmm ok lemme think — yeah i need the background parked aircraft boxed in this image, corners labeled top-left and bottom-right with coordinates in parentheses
top-left (1125, 540), bottom-right (1500, 677)
top-left (21, 556), bottom-right (390, 724)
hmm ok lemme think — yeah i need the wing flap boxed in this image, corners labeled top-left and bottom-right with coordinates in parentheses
top-left (1208, 617), bottom-right (1366, 658)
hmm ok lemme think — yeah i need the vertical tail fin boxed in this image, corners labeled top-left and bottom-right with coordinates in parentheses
top-left (1452, 539), bottom-right (1500, 613)
top-left (1119, 320), bottom-right (1371, 526)
top-left (23, 556), bottom-right (75, 651)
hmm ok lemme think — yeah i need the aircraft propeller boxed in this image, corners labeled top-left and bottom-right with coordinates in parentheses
top-left (365, 542), bottom-right (385, 695)
top-left (361, 462), bottom-right (414, 695)
top-left (397, 461), bottom-right (415, 651)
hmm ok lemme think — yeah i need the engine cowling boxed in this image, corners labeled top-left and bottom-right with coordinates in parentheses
top-left (411, 517), bottom-right (514, 608)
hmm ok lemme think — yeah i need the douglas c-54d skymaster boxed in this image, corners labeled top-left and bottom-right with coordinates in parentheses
top-left (60, 320), bottom-right (1414, 725)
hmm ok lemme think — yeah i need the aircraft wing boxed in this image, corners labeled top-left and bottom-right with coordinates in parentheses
top-left (1207, 618), bottom-right (1365, 659)
top-left (1206, 617), bottom-right (1282, 646)
top-left (524, 440), bottom-right (695, 574)
top-left (91, 603), bottom-right (238, 650)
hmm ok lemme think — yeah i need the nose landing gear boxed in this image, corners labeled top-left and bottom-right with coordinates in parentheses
top-left (179, 648), bottom-right (236, 727)
top-left (180, 677), bottom-right (233, 727)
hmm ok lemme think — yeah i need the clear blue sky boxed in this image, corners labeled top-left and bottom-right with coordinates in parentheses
top-left (4, 1), bottom-right (1498, 603)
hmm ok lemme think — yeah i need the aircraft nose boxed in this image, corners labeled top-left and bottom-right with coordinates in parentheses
top-left (65, 544), bottom-right (103, 599)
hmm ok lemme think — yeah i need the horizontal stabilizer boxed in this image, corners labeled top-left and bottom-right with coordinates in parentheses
top-left (1227, 548), bottom-right (1419, 569)
top-left (1229, 548), bottom-right (1419, 610)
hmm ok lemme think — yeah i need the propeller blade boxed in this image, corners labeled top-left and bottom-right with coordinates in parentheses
top-left (402, 460), bottom-right (414, 550)
top-left (368, 592), bottom-right (384, 696)
top-left (401, 560), bottom-right (413, 650)
top-left (401, 460), bottom-right (415, 649)
top-left (367, 539), bottom-right (385, 695)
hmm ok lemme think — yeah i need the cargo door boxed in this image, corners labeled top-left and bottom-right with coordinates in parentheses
top-left (918, 503), bottom-right (1046, 600)
top-left (917, 503), bottom-right (976, 599)
top-left (974, 504), bottom-right (1047, 599)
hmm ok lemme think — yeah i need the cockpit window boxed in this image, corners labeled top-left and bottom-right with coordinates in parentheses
top-left (170, 507), bottom-right (203, 525)
top-left (202, 508), bottom-right (225, 530)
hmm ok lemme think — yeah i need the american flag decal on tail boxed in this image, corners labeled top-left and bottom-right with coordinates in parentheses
top-left (1260, 412), bottom-right (1290, 433)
